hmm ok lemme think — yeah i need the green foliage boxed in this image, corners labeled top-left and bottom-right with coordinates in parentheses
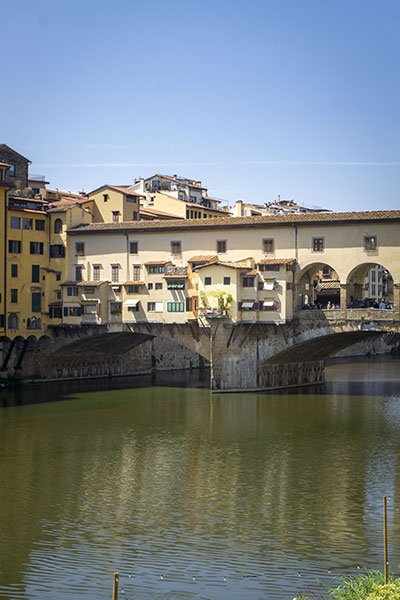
top-left (225, 293), bottom-right (233, 308)
top-left (208, 289), bottom-right (233, 310)
top-left (0, 373), bottom-right (23, 389)
top-left (365, 579), bottom-right (400, 600)
top-left (330, 571), bottom-right (389, 600)
top-left (200, 291), bottom-right (208, 309)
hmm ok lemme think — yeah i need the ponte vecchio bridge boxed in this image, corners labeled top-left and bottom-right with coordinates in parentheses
top-left (2, 209), bottom-right (400, 391)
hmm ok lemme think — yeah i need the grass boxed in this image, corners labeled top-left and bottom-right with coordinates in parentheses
top-left (295, 570), bottom-right (399, 600)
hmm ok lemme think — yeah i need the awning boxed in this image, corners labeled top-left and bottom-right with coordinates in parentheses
top-left (111, 285), bottom-right (121, 289)
top-left (263, 300), bottom-right (275, 307)
top-left (264, 280), bottom-right (276, 290)
top-left (125, 299), bottom-right (140, 307)
top-left (241, 301), bottom-right (255, 309)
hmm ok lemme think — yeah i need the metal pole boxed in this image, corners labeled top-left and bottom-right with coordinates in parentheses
top-left (383, 496), bottom-right (388, 584)
top-left (112, 572), bottom-right (119, 600)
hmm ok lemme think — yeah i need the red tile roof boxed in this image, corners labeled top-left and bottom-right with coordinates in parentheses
top-left (68, 210), bottom-right (400, 235)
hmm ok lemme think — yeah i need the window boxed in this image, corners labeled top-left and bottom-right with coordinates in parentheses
top-left (11, 289), bottom-right (18, 303)
top-left (64, 306), bottom-right (81, 317)
top-left (50, 244), bottom-right (65, 258)
top-left (84, 304), bottom-right (97, 315)
top-left (171, 240), bottom-right (181, 255)
top-left (216, 240), bottom-right (227, 253)
top-left (75, 266), bottom-right (83, 282)
top-left (147, 302), bottom-right (156, 311)
top-left (155, 282), bottom-right (163, 290)
top-left (23, 218), bottom-right (33, 230)
top-left (67, 286), bottom-right (79, 296)
top-left (239, 301), bottom-right (256, 311)
top-left (110, 302), bottom-right (122, 314)
top-left (56, 291), bottom-right (61, 299)
top-left (8, 313), bottom-right (18, 329)
top-left (258, 263), bottom-right (280, 272)
top-left (372, 284), bottom-right (376, 296)
top-left (167, 280), bottom-right (185, 289)
top-left (312, 237), bottom-right (324, 252)
top-left (56, 271), bottom-right (61, 281)
top-left (30, 242), bottom-right (43, 255)
top-left (263, 238), bottom-right (274, 253)
top-left (111, 265), bottom-right (119, 283)
top-left (50, 307), bottom-right (62, 319)
top-left (204, 277), bottom-right (212, 285)
top-left (32, 292), bottom-right (41, 313)
top-left (127, 285), bottom-right (139, 293)
top-left (148, 283), bottom-right (153, 290)
top-left (129, 241), bottom-right (138, 254)
top-left (224, 277), bottom-right (230, 285)
top-left (32, 265), bottom-right (40, 283)
top-left (371, 270), bottom-right (376, 282)
top-left (112, 211), bottom-right (120, 223)
top-left (93, 266), bottom-right (100, 281)
top-left (11, 264), bottom-right (18, 277)
top-left (148, 265), bottom-right (165, 274)
top-left (10, 216), bottom-right (20, 229)
top-left (167, 301), bottom-right (185, 312)
top-left (84, 287), bottom-right (95, 294)
top-left (54, 218), bottom-right (62, 233)
top-left (9, 164), bottom-right (15, 176)
top-left (132, 265), bottom-right (141, 281)
top-left (9, 240), bottom-right (21, 253)
top-left (35, 219), bottom-right (45, 231)
top-left (103, 194), bottom-right (108, 202)
top-left (75, 242), bottom-right (85, 256)
top-left (242, 276), bottom-right (254, 287)
top-left (126, 194), bottom-right (136, 203)
top-left (364, 236), bottom-right (377, 251)
top-left (133, 211), bottom-right (138, 220)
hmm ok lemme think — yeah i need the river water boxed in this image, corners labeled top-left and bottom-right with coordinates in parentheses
top-left (1, 356), bottom-right (400, 600)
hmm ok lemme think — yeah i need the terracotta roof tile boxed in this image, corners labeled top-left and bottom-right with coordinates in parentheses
top-left (68, 210), bottom-right (400, 235)
top-left (188, 255), bottom-right (216, 263)
top-left (144, 260), bottom-right (171, 265)
top-left (123, 281), bottom-right (145, 285)
top-left (257, 258), bottom-right (296, 265)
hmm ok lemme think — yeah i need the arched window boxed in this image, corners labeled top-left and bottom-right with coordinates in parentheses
top-left (8, 313), bottom-right (19, 329)
top-left (54, 218), bottom-right (62, 233)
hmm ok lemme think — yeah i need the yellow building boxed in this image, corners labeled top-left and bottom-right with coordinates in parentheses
top-left (143, 191), bottom-right (229, 220)
top-left (0, 162), bottom-right (9, 336)
top-left (88, 185), bottom-right (144, 223)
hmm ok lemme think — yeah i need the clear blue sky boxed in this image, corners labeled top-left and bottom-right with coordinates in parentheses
top-left (2, 0), bottom-right (400, 210)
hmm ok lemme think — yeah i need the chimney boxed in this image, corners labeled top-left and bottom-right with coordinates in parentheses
top-left (277, 194), bottom-right (281, 203)
top-left (236, 200), bottom-right (243, 217)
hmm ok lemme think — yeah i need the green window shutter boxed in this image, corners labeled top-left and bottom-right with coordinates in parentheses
top-left (64, 307), bottom-right (68, 317)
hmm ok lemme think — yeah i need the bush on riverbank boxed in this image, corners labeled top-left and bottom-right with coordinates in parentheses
top-left (296, 570), bottom-right (399, 600)
top-left (0, 373), bottom-right (22, 389)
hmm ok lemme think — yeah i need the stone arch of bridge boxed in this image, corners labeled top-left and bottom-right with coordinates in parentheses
top-left (295, 261), bottom-right (341, 309)
top-left (263, 330), bottom-right (390, 365)
top-left (46, 324), bottom-right (211, 362)
top-left (345, 262), bottom-right (395, 307)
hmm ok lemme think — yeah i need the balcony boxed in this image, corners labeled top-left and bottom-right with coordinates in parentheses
top-left (29, 174), bottom-right (47, 182)
top-left (165, 265), bottom-right (187, 276)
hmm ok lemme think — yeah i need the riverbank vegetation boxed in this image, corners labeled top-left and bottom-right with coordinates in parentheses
top-left (0, 373), bottom-right (22, 389)
top-left (296, 571), bottom-right (400, 599)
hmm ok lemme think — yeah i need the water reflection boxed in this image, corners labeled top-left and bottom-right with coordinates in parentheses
top-left (1, 357), bottom-right (400, 599)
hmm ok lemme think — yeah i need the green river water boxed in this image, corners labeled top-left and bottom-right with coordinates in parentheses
top-left (1, 356), bottom-right (400, 600)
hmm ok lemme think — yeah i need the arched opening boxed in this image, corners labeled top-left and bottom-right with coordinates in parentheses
top-left (7, 313), bottom-right (19, 330)
top-left (54, 218), bottom-right (62, 234)
top-left (346, 263), bottom-right (394, 309)
top-left (296, 263), bottom-right (340, 310)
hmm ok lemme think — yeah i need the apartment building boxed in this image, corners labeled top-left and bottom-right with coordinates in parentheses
top-left (88, 185), bottom-right (144, 222)
top-left (131, 174), bottom-right (229, 219)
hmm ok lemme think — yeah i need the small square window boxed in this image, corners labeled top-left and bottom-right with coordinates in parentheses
top-left (263, 238), bottom-right (274, 253)
top-left (75, 242), bottom-right (85, 256)
top-left (217, 240), bottom-right (227, 253)
top-left (364, 236), bottom-right (377, 251)
top-left (204, 277), bottom-right (212, 285)
top-left (148, 283), bottom-right (153, 290)
top-left (171, 241), bottom-right (181, 255)
top-left (103, 194), bottom-right (108, 202)
top-left (155, 282), bottom-right (162, 290)
top-left (312, 237), bottom-right (324, 252)
top-left (129, 241), bottom-right (138, 254)
top-left (223, 277), bottom-right (230, 285)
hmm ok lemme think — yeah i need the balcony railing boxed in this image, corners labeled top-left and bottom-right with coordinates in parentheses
top-left (199, 308), bottom-right (228, 318)
top-left (166, 265), bottom-right (188, 276)
top-left (29, 174), bottom-right (47, 182)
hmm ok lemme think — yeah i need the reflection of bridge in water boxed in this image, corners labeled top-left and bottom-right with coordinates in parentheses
top-left (2, 307), bottom-right (399, 392)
